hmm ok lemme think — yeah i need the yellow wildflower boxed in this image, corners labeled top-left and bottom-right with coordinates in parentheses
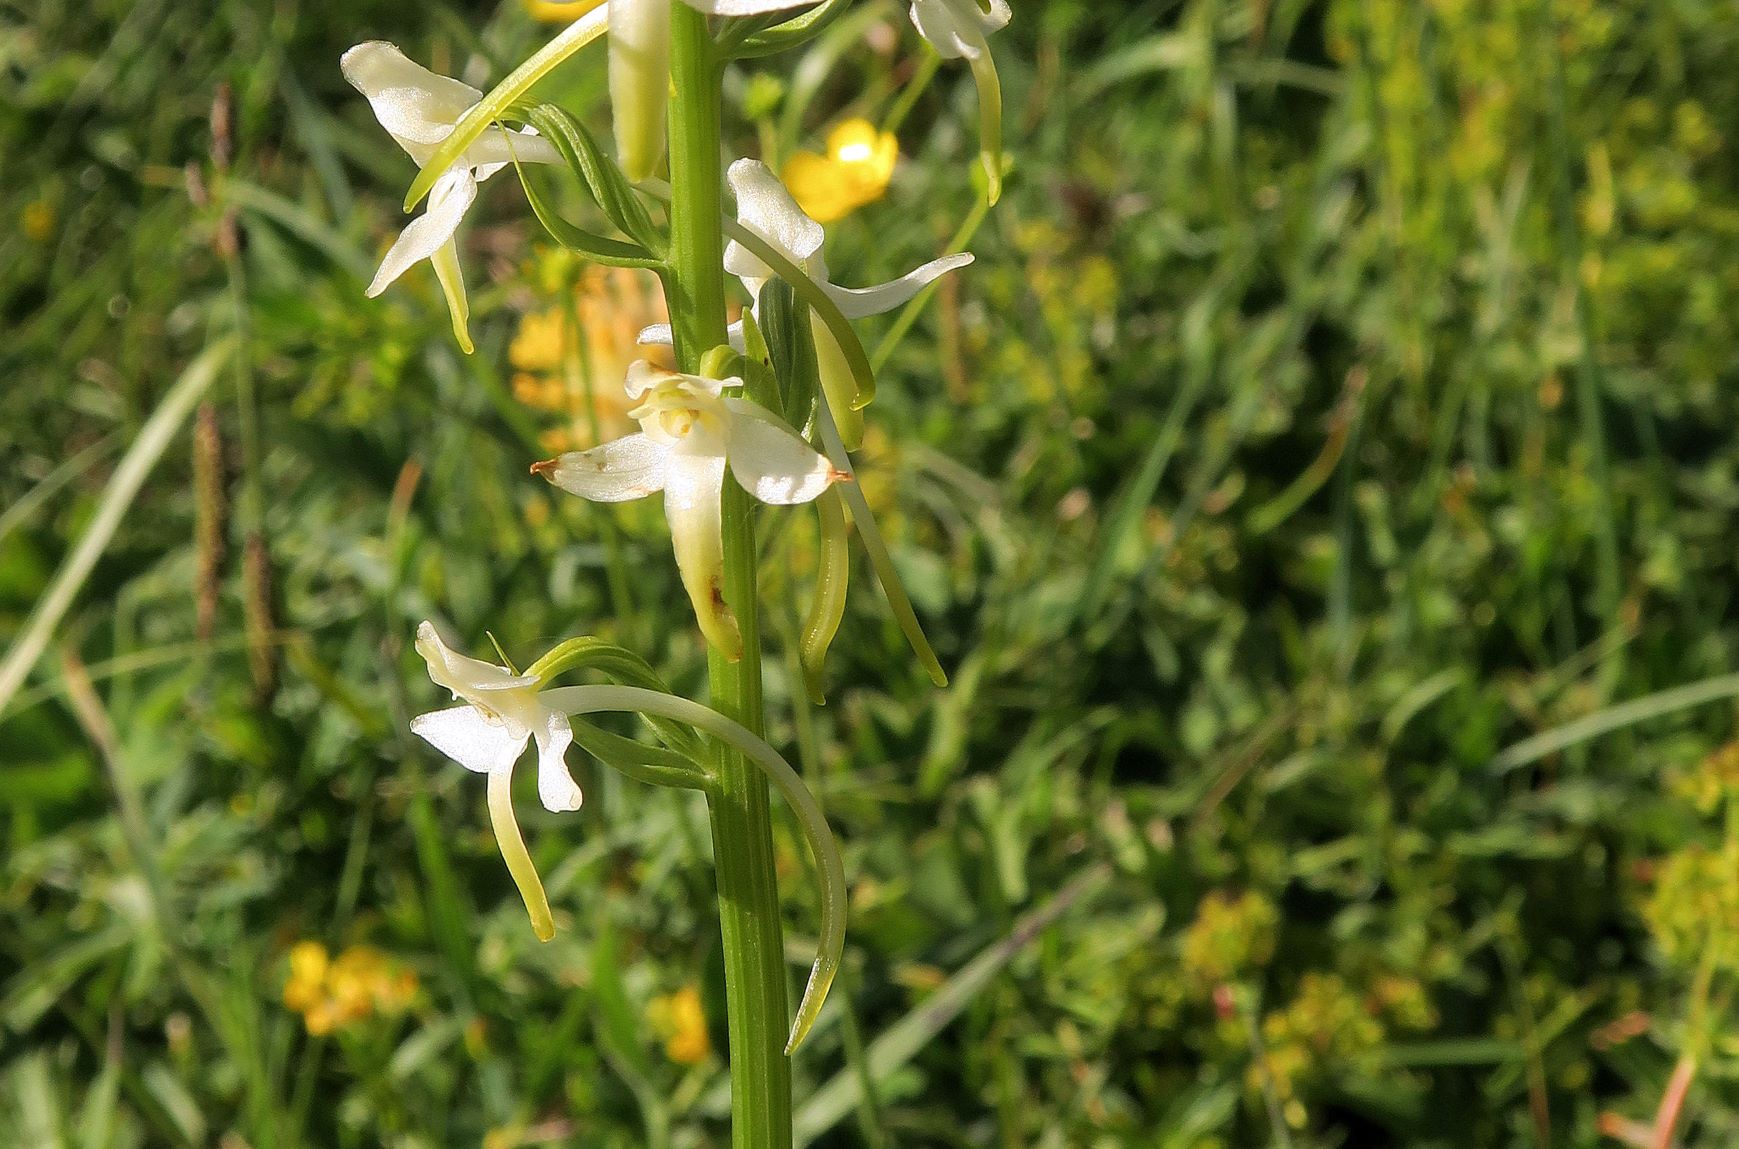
top-left (648, 985), bottom-right (712, 1065)
top-left (1180, 890), bottom-right (1279, 988)
top-left (281, 941), bottom-right (419, 1036)
top-left (524, 0), bottom-right (605, 23)
top-left (21, 200), bottom-right (55, 243)
top-left (510, 265), bottom-right (672, 451)
top-left (780, 119), bottom-right (898, 223)
top-left (282, 941), bottom-right (329, 1014)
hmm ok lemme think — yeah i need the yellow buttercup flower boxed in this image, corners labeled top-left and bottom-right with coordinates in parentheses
top-left (648, 984), bottom-right (712, 1065)
top-left (780, 119), bottom-right (899, 223)
top-left (282, 941), bottom-right (330, 1014)
top-left (21, 200), bottom-right (56, 243)
top-left (281, 941), bottom-right (419, 1036)
top-left (524, 0), bottom-right (606, 23)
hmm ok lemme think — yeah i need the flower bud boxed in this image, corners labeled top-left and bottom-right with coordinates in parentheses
top-left (608, 0), bottom-right (671, 182)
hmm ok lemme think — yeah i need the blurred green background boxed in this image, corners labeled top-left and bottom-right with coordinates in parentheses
top-left (6, 0), bottom-right (1739, 1145)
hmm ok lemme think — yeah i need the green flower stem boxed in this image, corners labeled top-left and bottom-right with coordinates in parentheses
top-left (665, 7), bottom-right (795, 1147)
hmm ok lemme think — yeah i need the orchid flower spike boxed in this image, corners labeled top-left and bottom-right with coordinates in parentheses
top-left (723, 158), bottom-right (973, 446)
top-left (609, 0), bottom-right (812, 182)
top-left (908, 0), bottom-right (1010, 201)
top-left (533, 360), bottom-right (843, 658)
top-left (342, 42), bottom-right (560, 353)
top-left (410, 621), bottom-right (581, 941)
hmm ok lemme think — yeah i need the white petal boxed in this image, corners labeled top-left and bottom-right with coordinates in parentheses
top-left (609, 0), bottom-right (671, 182)
top-left (532, 709), bottom-right (582, 812)
top-left (664, 451), bottom-right (739, 655)
top-left (459, 125), bottom-right (562, 172)
top-left (725, 160), bottom-right (826, 284)
top-left (624, 358), bottom-right (677, 399)
top-left (723, 398), bottom-right (838, 505)
top-left (341, 42), bottom-right (483, 148)
top-left (681, 0), bottom-right (812, 13)
top-left (636, 321), bottom-right (748, 354)
top-left (623, 359), bottom-right (732, 401)
top-left (365, 169), bottom-right (477, 297)
top-left (825, 252), bottom-right (974, 319)
top-left (907, 0), bottom-right (1006, 60)
top-left (534, 433), bottom-right (673, 502)
top-left (411, 705), bottom-right (529, 774)
top-left (415, 621), bottom-right (537, 697)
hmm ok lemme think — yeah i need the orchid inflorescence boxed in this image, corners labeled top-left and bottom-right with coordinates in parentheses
top-left (343, 0), bottom-right (1006, 1076)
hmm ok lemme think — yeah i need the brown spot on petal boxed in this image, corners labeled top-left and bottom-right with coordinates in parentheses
top-left (529, 458), bottom-right (559, 476)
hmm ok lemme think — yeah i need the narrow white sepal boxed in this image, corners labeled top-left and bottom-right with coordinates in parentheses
top-left (366, 168), bottom-right (477, 298)
top-left (824, 252), bottom-right (976, 319)
top-left (536, 433), bottom-right (673, 502)
top-left (722, 398), bottom-right (839, 505)
top-left (411, 706), bottom-right (530, 774)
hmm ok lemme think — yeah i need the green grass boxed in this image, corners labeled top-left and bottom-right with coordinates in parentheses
top-left (6, 0), bottom-right (1739, 1145)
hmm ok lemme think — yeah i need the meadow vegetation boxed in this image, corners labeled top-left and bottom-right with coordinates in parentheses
top-left (5, 0), bottom-right (1739, 1145)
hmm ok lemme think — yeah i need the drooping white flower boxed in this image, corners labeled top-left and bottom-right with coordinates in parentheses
top-left (342, 42), bottom-right (560, 353)
top-left (409, 621), bottom-right (582, 940)
top-left (533, 360), bottom-right (841, 657)
top-left (609, 0), bottom-right (812, 182)
top-left (721, 158), bottom-right (973, 446)
top-left (907, 0), bottom-right (1010, 200)
top-left (411, 622), bottom-right (582, 812)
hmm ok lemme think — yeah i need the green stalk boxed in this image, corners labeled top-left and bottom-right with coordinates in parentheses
top-left (665, 6), bottom-right (794, 1147)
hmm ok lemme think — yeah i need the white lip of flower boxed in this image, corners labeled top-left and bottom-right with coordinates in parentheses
top-left (342, 41), bottom-right (560, 353)
top-left (610, 0), bottom-right (813, 182)
top-left (907, 0), bottom-right (1010, 200)
top-left (532, 360), bottom-right (843, 657)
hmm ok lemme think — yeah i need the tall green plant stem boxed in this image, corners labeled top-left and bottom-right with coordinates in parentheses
top-left (665, 6), bottom-right (793, 1147)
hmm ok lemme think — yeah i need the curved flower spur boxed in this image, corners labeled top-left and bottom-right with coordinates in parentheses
top-left (907, 0), bottom-right (1011, 201)
top-left (342, 43), bottom-right (561, 353)
top-left (531, 359), bottom-right (844, 657)
top-left (408, 622), bottom-right (846, 1052)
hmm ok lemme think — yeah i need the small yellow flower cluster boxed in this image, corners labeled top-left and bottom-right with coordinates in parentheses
top-left (647, 984), bottom-right (712, 1065)
top-left (1180, 890), bottom-right (1279, 989)
top-left (1236, 970), bottom-right (1436, 1131)
top-left (781, 119), bottom-right (899, 224)
top-left (282, 941), bottom-right (418, 1036)
top-left (510, 265), bottom-right (672, 454)
top-left (1673, 741), bottom-right (1739, 815)
top-left (21, 200), bottom-right (56, 243)
top-left (1644, 844), bottom-right (1739, 975)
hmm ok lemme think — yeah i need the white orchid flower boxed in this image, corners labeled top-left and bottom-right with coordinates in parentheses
top-left (342, 42), bottom-right (561, 353)
top-left (533, 360), bottom-right (842, 657)
top-left (609, 0), bottom-right (812, 181)
top-left (908, 0), bottom-right (1010, 201)
top-left (721, 158), bottom-right (973, 446)
top-left (409, 621), bottom-right (581, 940)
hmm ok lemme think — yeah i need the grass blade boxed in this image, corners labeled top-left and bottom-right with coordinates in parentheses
top-left (793, 865), bottom-right (1110, 1145)
top-left (1490, 672), bottom-right (1739, 773)
top-left (0, 339), bottom-right (234, 716)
